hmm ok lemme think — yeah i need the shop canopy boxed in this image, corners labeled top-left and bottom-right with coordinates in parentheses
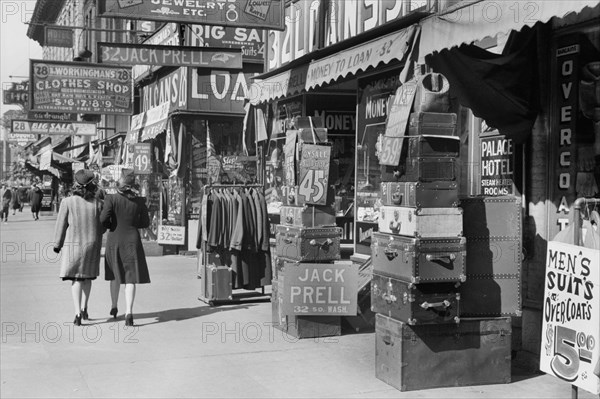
top-left (249, 25), bottom-right (419, 105)
top-left (418, 0), bottom-right (600, 62)
top-left (126, 102), bottom-right (170, 143)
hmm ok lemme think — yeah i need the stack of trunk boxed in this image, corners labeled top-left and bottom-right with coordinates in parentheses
top-left (372, 112), bottom-right (512, 391)
top-left (271, 119), bottom-right (343, 339)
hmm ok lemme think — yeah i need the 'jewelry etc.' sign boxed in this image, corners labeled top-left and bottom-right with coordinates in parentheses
top-left (29, 60), bottom-right (133, 115)
top-left (99, 0), bottom-right (284, 31)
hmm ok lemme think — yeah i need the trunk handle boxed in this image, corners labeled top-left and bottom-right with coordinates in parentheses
top-left (309, 238), bottom-right (333, 249)
top-left (384, 247), bottom-right (399, 260)
top-left (420, 300), bottom-right (450, 309)
top-left (425, 253), bottom-right (456, 262)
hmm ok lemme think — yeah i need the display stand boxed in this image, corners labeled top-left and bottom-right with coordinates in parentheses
top-left (198, 184), bottom-right (271, 307)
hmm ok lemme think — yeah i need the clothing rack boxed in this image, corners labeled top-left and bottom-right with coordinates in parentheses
top-left (198, 183), bottom-right (272, 307)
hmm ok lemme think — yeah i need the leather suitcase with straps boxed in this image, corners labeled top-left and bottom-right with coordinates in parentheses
top-left (275, 225), bottom-right (342, 262)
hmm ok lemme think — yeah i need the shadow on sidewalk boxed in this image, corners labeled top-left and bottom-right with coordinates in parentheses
top-left (86, 304), bottom-right (257, 327)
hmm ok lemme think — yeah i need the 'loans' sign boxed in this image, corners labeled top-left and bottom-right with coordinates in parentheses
top-left (282, 262), bottom-right (358, 316)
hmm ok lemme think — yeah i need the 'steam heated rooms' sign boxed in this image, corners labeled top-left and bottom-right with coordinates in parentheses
top-left (99, 0), bottom-right (284, 31)
top-left (97, 43), bottom-right (242, 69)
top-left (30, 60), bottom-right (133, 115)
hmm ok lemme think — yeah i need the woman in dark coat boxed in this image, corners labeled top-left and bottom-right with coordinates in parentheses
top-left (10, 187), bottom-right (20, 215)
top-left (100, 175), bottom-right (150, 326)
top-left (28, 183), bottom-right (44, 220)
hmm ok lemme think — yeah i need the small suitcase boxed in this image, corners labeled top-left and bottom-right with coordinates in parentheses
top-left (378, 206), bottom-right (463, 238)
top-left (371, 272), bottom-right (460, 325)
top-left (406, 135), bottom-right (460, 158)
top-left (408, 112), bottom-right (457, 136)
top-left (280, 205), bottom-right (336, 227)
top-left (272, 278), bottom-right (342, 339)
top-left (371, 232), bottom-right (466, 283)
top-left (275, 225), bottom-right (342, 262)
top-left (399, 157), bottom-right (457, 182)
top-left (380, 181), bottom-right (459, 208)
top-left (203, 264), bottom-right (232, 302)
top-left (375, 314), bottom-right (511, 391)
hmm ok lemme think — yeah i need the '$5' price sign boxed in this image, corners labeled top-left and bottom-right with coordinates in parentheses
top-left (133, 143), bottom-right (152, 175)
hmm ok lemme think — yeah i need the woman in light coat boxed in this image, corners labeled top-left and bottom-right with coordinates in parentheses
top-left (53, 170), bottom-right (105, 326)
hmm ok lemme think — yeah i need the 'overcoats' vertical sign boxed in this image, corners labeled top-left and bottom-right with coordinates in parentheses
top-left (540, 241), bottom-right (600, 395)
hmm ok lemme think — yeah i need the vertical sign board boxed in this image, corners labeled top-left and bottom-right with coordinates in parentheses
top-left (480, 135), bottom-right (515, 196)
top-left (30, 60), bottom-right (133, 115)
top-left (355, 69), bottom-right (402, 255)
top-left (549, 36), bottom-right (580, 237)
top-left (282, 262), bottom-right (359, 316)
top-left (297, 144), bottom-right (331, 205)
top-left (133, 143), bottom-right (152, 175)
top-left (540, 241), bottom-right (600, 395)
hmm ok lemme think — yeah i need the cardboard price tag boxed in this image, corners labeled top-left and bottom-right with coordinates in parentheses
top-left (297, 144), bottom-right (331, 205)
top-left (378, 136), bottom-right (403, 166)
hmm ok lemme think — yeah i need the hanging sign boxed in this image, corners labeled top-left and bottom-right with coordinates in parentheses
top-left (384, 82), bottom-right (417, 138)
top-left (99, 0), bottom-right (285, 31)
top-left (98, 42), bottom-right (243, 69)
top-left (480, 135), bottom-right (515, 196)
top-left (30, 60), bottom-right (133, 115)
top-left (157, 225), bottom-right (186, 245)
top-left (27, 111), bottom-right (76, 121)
top-left (132, 22), bottom-right (180, 80)
top-left (221, 155), bottom-right (257, 184)
top-left (6, 133), bottom-right (36, 144)
top-left (282, 262), bottom-right (359, 316)
top-left (133, 143), bottom-right (152, 174)
top-left (297, 144), bottom-right (331, 205)
top-left (3, 81), bottom-right (29, 106)
top-left (185, 24), bottom-right (265, 63)
top-left (45, 26), bottom-right (73, 48)
top-left (11, 119), bottom-right (97, 136)
top-left (377, 136), bottom-right (404, 166)
top-left (540, 241), bottom-right (600, 395)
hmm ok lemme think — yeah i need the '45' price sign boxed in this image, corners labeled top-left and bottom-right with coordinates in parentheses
top-left (133, 143), bottom-right (152, 175)
top-left (297, 144), bottom-right (331, 205)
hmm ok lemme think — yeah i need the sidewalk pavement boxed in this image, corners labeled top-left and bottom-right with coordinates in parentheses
top-left (0, 209), bottom-right (597, 398)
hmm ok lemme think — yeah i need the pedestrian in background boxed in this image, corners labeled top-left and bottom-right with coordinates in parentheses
top-left (17, 184), bottom-right (28, 212)
top-left (101, 174), bottom-right (150, 327)
top-left (10, 186), bottom-right (20, 215)
top-left (28, 183), bottom-right (43, 220)
top-left (1, 184), bottom-right (11, 223)
top-left (53, 170), bottom-right (105, 326)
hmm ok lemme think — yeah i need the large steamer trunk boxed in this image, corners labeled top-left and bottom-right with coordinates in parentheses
top-left (371, 272), bottom-right (460, 325)
top-left (371, 232), bottom-right (466, 283)
top-left (459, 196), bottom-right (522, 316)
top-left (375, 314), bottom-right (512, 391)
top-left (380, 181), bottom-right (459, 208)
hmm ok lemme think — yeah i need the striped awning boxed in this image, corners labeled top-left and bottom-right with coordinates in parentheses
top-left (418, 0), bottom-right (600, 61)
top-left (126, 102), bottom-right (170, 143)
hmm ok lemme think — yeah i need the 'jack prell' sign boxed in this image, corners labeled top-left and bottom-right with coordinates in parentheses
top-left (97, 43), bottom-right (242, 69)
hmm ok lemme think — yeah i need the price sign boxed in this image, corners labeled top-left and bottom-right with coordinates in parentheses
top-left (297, 144), bottom-right (331, 205)
top-left (540, 241), bottom-right (600, 394)
top-left (133, 143), bottom-right (152, 175)
top-left (378, 136), bottom-right (403, 166)
top-left (384, 82), bottom-right (416, 138)
top-left (157, 225), bottom-right (186, 245)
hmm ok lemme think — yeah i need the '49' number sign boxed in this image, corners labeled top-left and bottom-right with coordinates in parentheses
top-left (297, 144), bottom-right (331, 205)
top-left (133, 143), bottom-right (152, 175)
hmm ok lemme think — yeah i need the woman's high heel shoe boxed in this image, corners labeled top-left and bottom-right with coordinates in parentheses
top-left (74, 314), bottom-right (82, 326)
top-left (109, 307), bottom-right (118, 319)
top-left (81, 308), bottom-right (89, 320)
top-left (125, 314), bottom-right (134, 327)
